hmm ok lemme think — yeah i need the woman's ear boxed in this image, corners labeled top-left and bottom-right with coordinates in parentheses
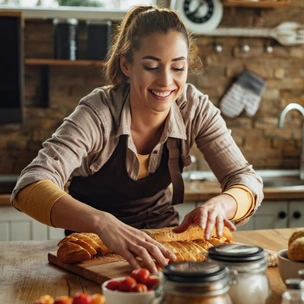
top-left (120, 55), bottom-right (131, 77)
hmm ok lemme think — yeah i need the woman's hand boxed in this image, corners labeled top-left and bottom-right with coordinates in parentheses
top-left (173, 194), bottom-right (236, 239)
top-left (96, 212), bottom-right (177, 273)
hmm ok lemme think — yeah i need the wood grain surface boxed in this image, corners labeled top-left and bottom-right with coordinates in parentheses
top-left (0, 228), bottom-right (300, 304)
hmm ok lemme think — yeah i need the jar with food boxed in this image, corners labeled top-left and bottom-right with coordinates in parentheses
top-left (208, 244), bottom-right (271, 304)
top-left (154, 261), bottom-right (232, 304)
top-left (281, 278), bottom-right (304, 304)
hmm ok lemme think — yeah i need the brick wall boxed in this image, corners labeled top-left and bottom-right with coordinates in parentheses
top-left (0, 0), bottom-right (304, 174)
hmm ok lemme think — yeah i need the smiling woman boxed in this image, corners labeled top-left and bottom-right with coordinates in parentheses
top-left (11, 4), bottom-right (263, 275)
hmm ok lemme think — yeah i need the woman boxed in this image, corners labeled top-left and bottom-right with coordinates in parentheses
top-left (11, 5), bottom-right (263, 273)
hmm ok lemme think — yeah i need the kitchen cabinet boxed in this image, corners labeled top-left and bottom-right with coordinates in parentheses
top-left (236, 200), bottom-right (304, 231)
top-left (0, 206), bottom-right (64, 241)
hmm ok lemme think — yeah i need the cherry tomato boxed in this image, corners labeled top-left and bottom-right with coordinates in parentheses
top-left (118, 276), bottom-right (137, 292)
top-left (131, 283), bottom-right (148, 293)
top-left (72, 292), bottom-right (91, 304)
top-left (34, 295), bottom-right (55, 304)
top-left (105, 279), bottom-right (121, 291)
top-left (130, 268), bottom-right (150, 284)
top-left (90, 293), bottom-right (106, 304)
top-left (145, 275), bottom-right (160, 289)
top-left (54, 296), bottom-right (72, 304)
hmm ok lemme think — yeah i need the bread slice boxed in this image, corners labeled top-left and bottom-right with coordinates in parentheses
top-left (170, 241), bottom-right (197, 261)
top-left (193, 239), bottom-right (214, 251)
top-left (81, 232), bottom-right (111, 254)
top-left (57, 241), bottom-right (91, 264)
top-left (208, 236), bottom-right (228, 246)
top-left (179, 241), bottom-right (205, 261)
top-left (162, 242), bottom-right (185, 262)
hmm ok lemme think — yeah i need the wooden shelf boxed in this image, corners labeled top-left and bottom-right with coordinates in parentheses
top-left (223, 0), bottom-right (290, 7)
top-left (25, 58), bottom-right (105, 67)
top-left (24, 59), bottom-right (105, 108)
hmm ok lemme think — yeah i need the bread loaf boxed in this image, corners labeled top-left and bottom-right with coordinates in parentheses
top-left (288, 230), bottom-right (304, 261)
top-left (141, 225), bottom-right (232, 243)
top-left (56, 226), bottom-right (233, 264)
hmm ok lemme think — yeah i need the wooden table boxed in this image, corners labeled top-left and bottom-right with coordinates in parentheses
top-left (0, 228), bottom-right (298, 304)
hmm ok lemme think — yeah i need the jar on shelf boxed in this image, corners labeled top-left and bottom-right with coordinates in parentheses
top-left (53, 18), bottom-right (78, 60)
top-left (208, 243), bottom-right (271, 304)
top-left (154, 261), bottom-right (233, 304)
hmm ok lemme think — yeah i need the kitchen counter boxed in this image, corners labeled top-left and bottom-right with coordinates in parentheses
top-left (0, 228), bottom-right (296, 304)
top-left (184, 180), bottom-right (304, 201)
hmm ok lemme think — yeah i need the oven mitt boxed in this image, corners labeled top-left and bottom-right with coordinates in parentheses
top-left (220, 70), bottom-right (266, 118)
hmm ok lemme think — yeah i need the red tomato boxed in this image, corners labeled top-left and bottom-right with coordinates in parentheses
top-left (145, 275), bottom-right (160, 289)
top-left (105, 279), bottom-right (121, 291)
top-left (90, 293), bottom-right (106, 304)
top-left (54, 296), bottom-right (72, 304)
top-left (130, 268), bottom-right (150, 284)
top-left (118, 276), bottom-right (137, 292)
top-left (131, 283), bottom-right (148, 293)
top-left (72, 292), bottom-right (91, 304)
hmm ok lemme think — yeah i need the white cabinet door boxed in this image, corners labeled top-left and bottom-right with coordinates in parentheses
top-left (0, 206), bottom-right (64, 241)
top-left (236, 201), bottom-right (288, 231)
top-left (289, 200), bottom-right (304, 228)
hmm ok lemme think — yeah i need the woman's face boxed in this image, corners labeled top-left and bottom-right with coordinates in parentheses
top-left (121, 31), bottom-right (189, 116)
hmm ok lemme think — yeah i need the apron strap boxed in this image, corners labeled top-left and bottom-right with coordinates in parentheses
top-left (167, 138), bottom-right (184, 205)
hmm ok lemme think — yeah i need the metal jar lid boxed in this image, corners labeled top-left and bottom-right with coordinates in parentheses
top-left (53, 18), bottom-right (78, 25)
top-left (162, 261), bottom-right (227, 283)
top-left (208, 244), bottom-right (265, 262)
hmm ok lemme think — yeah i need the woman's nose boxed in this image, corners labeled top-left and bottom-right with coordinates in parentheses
top-left (157, 69), bottom-right (173, 86)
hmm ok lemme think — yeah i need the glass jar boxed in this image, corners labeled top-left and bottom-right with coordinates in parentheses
top-left (208, 244), bottom-right (271, 304)
top-left (281, 278), bottom-right (304, 304)
top-left (154, 261), bottom-right (232, 304)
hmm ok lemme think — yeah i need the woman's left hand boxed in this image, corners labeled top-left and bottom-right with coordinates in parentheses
top-left (173, 194), bottom-right (237, 239)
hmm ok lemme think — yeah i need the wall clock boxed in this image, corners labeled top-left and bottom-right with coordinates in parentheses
top-left (170, 0), bottom-right (223, 34)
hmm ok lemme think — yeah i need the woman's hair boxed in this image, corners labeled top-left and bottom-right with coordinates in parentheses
top-left (104, 5), bottom-right (202, 87)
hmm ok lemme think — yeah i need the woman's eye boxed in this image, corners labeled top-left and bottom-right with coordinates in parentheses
top-left (144, 66), bottom-right (158, 71)
top-left (173, 67), bottom-right (185, 72)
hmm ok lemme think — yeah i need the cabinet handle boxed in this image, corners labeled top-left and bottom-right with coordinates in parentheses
top-left (293, 211), bottom-right (301, 219)
top-left (278, 211), bottom-right (287, 219)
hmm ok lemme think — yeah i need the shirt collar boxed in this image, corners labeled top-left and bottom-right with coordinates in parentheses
top-left (117, 87), bottom-right (187, 141)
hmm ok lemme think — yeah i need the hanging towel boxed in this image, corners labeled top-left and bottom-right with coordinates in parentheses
top-left (220, 70), bottom-right (267, 118)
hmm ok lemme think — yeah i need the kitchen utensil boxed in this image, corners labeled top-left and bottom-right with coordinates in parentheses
top-left (205, 22), bottom-right (304, 46)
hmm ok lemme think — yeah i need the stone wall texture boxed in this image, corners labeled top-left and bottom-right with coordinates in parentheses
top-left (1, 0), bottom-right (304, 174)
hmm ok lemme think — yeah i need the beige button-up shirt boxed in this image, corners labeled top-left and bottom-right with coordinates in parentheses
top-left (12, 83), bottom-right (263, 223)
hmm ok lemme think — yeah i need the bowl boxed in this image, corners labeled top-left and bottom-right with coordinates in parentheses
top-left (101, 277), bottom-right (156, 304)
top-left (277, 249), bottom-right (304, 284)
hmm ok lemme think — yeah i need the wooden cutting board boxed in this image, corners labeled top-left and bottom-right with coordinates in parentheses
top-left (48, 252), bottom-right (134, 285)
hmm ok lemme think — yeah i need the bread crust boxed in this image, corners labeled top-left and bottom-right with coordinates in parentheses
top-left (142, 225), bottom-right (232, 243)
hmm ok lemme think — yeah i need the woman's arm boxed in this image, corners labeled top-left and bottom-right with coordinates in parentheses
top-left (51, 195), bottom-right (176, 273)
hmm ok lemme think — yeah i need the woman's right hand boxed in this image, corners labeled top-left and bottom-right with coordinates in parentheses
top-left (95, 212), bottom-right (177, 273)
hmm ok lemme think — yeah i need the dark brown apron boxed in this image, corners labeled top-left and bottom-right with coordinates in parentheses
top-left (68, 135), bottom-right (184, 232)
